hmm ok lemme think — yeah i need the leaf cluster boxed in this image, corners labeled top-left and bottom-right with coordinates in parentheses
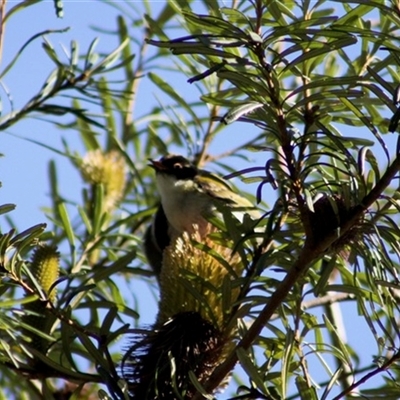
top-left (1, 1), bottom-right (400, 400)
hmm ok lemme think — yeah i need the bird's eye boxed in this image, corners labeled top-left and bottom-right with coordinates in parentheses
top-left (173, 163), bottom-right (183, 169)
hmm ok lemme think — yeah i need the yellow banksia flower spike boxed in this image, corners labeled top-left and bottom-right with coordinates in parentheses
top-left (23, 244), bottom-right (60, 355)
top-left (30, 244), bottom-right (60, 301)
top-left (158, 229), bottom-right (243, 332)
top-left (79, 149), bottom-right (127, 212)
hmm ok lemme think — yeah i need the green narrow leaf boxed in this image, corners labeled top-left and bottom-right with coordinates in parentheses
top-left (296, 376), bottom-right (318, 400)
top-left (187, 371), bottom-right (214, 400)
top-left (89, 38), bottom-right (129, 74)
top-left (73, 99), bottom-right (101, 151)
top-left (76, 331), bottom-right (109, 371)
top-left (3, 0), bottom-right (42, 23)
top-left (182, 11), bottom-right (247, 38)
top-left (91, 250), bottom-right (137, 283)
top-left (322, 314), bottom-right (352, 368)
top-left (286, 77), bottom-right (365, 103)
top-left (389, 107), bottom-right (400, 132)
top-left (0, 295), bottom-right (40, 308)
top-left (57, 203), bottom-right (75, 249)
top-left (84, 37), bottom-right (100, 70)
top-left (106, 323), bottom-right (131, 343)
top-left (28, 346), bottom-right (100, 381)
top-left (188, 61), bottom-right (227, 83)
top-left (262, 0), bottom-right (289, 26)
top-left (98, 390), bottom-right (112, 400)
top-left (332, 2), bottom-right (383, 25)
top-left (281, 329), bottom-right (295, 398)
top-left (9, 223), bottom-right (46, 247)
top-left (192, 238), bottom-right (238, 278)
top-left (177, 275), bottom-right (219, 328)
top-left (236, 347), bottom-right (267, 393)
top-left (0, 203), bottom-right (16, 215)
top-left (70, 40), bottom-right (79, 68)
top-left (34, 68), bottom-right (66, 102)
top-left (97, 78), bottom-right (117, 146)
top-left (284, 37), bottom-right (357, 73)
top-left (100, 307), bottom-right (118, 336)
top-left (92, 184), bottom-right (105, 235)
top-left (170, 44), bottom-right (240, 58)
top-left (366, 65), bottom-right (394, 95)
top-left (217, 69), bottom-right (270, 98)
top-left (304, 189), bottom-right (314, 212)
top-left (0, 338), bottom-right (19, 367)
top-left (222, 102), bottom-right (264, 124)
top-left (220, 7), bottom-right (252, 25)
top-left (321, 367), bottom-right (343, 400)
top-left (60, 318), bottom-right (79, 371)
top-left (365, 147), bottom-right (380, 182)
top-left (77, 205), bottom-right (92, 234)
top-left (221, 275), bottom-right (232, 321)
top-left (339, 97), bottom-right (389, 159)
top-left (0, 28), bottom-right (69, 79)
top-left (117, 16), bottom-right (135, 81)
top-left (42, 38), bottom-right (64, 67)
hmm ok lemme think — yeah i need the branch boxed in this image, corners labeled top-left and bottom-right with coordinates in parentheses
top-left (0, 72), bottom-right (88, 131)
top-left (0, 0), bottom-right (5, 66)
top-left (196, 151), bottom-right (400, 397)
top-left (331, 351), bottom-right (400, 400)
top-left (198, 241), bottom-right (320, 397)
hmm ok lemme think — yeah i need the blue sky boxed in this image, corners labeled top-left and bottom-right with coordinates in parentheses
top-left (2, 1), bottom-right (121, 227)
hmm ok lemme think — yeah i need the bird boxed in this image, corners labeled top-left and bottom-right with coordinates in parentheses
top-left (143, 204), bottom-right (170, 275)
top-left (144, 154), bottom-right (259, 273)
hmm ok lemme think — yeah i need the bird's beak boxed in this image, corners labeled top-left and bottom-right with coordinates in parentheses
top-left (148, 158), bottom-right (165, 172)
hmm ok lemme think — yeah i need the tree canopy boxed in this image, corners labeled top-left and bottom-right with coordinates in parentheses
top-left (1, 1), bottom-right (400, 399)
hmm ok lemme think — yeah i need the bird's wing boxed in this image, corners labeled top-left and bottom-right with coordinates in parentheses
top-left (194, 170), bottom-right (255, 208)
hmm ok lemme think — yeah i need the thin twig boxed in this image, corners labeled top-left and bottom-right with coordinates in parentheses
top-left (0, 0), bottom-right (6, 67)
top-left (331, 351), bottom-right (400, 400)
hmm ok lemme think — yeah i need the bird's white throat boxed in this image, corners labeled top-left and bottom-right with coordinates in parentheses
top-left (155, 173), bottom-right (211, 234)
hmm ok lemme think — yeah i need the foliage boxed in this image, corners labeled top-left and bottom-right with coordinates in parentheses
top-left (1, 0), bottom-right (400, 399)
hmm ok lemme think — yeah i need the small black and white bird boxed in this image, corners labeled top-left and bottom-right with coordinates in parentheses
top-left (144, 154), bottom-right (259, 273)
top-left (149, 154), bottom-right (257, 232)
top-left (143, 205), bottom-right (170, 275)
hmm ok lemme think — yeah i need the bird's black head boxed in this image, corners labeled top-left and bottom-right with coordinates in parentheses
top-left (149, 155), bottom-right (197, 180)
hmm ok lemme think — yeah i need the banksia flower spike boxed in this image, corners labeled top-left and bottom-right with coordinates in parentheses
top-left (80, 149), bottom-right (127, 212)
top-left (23, 244), bottom-right (60, 355)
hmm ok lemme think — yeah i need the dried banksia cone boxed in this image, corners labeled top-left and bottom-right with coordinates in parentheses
top-left (309, 194), bottom-right (363, 256)
top-left (123, 311), bottom-right (223, 399)
top-left (79, 149), bottom-right (127, 212)
top-left (123, 228), bottom-right (244, 399)
top-left (23, 244), bottom-right (60, 354)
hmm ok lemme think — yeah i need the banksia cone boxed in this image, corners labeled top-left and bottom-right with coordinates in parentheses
top-left (123, 311), bottom-right (223, 399)
top-left (309, 194), bottom-right (364, 257)
top-left (79, 149), bottom-right (127, 212)
top-left (158, 229), bottom-right (242, 331)
top-left (23, 244), bottom-right (60, 354)
top-left (123, 227), bottom-right (245, 399)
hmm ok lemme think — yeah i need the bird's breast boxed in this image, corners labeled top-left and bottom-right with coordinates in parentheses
top-left (156, 177), bottom-right (211, 235)
top-left (164, 191), bottom-right (212, 234)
